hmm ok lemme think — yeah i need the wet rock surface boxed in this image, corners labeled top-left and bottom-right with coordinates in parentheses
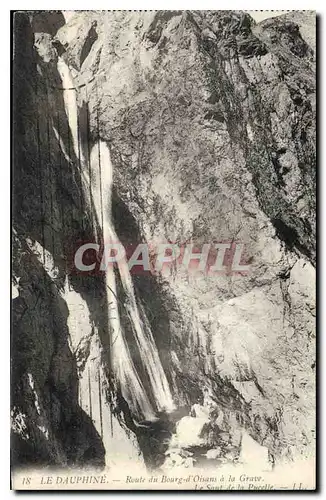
top-left (12, 10), bottom-right (315, 471)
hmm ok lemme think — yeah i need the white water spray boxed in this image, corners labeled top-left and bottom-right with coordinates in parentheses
top-left (90, 142), bottom-right (175, 416)
top-left (57, 56), bottom-right (174, 421)
top-left (61, 278), bottom-right (144, 468)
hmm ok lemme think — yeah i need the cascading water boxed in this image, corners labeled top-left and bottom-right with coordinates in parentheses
top-left (61, 279), bottom-right (144, 469)
top-left (90, 142), bottom-right (175, 416)
top-left (56, 56), bottom-right (174, 425)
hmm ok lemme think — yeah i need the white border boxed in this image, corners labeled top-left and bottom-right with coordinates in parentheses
top-left (2, 3), bottom-right (322, 498)
top-left (5, 1), bottom-right (320, 10)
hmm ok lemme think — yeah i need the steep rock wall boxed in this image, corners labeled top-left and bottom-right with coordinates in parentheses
top-left (12, 10), bottom-right (316, 470)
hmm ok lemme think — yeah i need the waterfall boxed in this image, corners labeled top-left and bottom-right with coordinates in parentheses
top-left (90, 142), bottom-right (175, 415)
top-left (56, 56), bottom-right (174, 421)
top-left (61, 279), bottom-right (144, 468)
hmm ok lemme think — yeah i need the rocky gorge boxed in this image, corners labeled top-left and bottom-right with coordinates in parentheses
top-left (12, 10), bottom-right (316, 476)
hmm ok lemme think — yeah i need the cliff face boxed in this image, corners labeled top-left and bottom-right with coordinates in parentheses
top-left (12, 10), bottom-right (315, 471)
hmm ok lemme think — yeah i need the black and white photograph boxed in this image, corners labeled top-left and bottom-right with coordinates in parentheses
top-left (11, 8), bottom-right (316, 490)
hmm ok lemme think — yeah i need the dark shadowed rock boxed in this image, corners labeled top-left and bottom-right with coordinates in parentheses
top-left (12, 10), bottom-right (316, 471)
